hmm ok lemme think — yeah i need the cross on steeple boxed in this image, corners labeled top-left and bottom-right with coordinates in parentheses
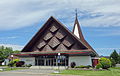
top-left (75, 9), bottom-right (78, 18)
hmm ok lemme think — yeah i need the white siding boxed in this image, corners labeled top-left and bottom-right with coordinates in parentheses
top-left (69, 56), bottom-right (92, 66)
top-left (20, 57), bottom-right (35, 66)
top-left (73, 24), bottom-right (80, 38)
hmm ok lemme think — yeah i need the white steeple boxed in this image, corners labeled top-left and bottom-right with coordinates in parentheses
top-left (73, 9), bottom-right (84, 40)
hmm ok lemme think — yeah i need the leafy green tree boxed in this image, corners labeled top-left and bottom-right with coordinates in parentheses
top-left (13, 50), bottom-right (20, 54)
top-left (98, 57), bottom-right (111, 69)
top-left (0, 46), bottom-right (14, 63)
top-left (110, 50), bottom-right (119, 64)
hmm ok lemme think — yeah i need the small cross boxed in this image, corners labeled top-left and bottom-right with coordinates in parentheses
top-left (75, 9), bottom-right (78, 17)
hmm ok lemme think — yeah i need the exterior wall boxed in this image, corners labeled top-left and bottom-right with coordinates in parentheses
top-left (69, 56), bottom-right (92, 66)
top-left (116, 64), bottom-right (120, 67)
top-left (20, 57), bottom-right (35, 66)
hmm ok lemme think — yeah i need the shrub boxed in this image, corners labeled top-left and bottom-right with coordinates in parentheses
top-left (70, 62), bottom-right (76, 68)
top-left (75, 65), bottom-right (91, 68)
top-left (8, 61), bottom-right (14, 67)
top-left (99, 57), bottom-right (111, 69)
top-left (13, 59), bottom-right (20, 63)
top-left (26, 64), bottom-right (32, 67)
top-left (84, 65), bottom-right (91, 68)
top-left (16, 61), bottom-right (25, 67)
top-left (75, 65), bottom-right (84, 68)
top-left (96, 63), bottom-right (102, 69)
top-left (8, 59), bottom-right (20, 67)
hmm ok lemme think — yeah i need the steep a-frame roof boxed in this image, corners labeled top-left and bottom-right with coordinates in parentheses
top-left (73, 16), bottom-right (98, 56)
top-left (21, 16), bottom-right (97, 56)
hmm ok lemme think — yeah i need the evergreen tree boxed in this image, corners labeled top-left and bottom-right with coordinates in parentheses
top-left (110, 50), bottom-right (119, 64)
top-left (118, 55), bottom-right (120, 64)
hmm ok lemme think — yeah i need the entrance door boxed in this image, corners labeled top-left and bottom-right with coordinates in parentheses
top-left (46, 58), bottom-right (50, 66)
top-left (92, 59), bottom-right (99, 67)
top-left (35, 58), bottom-right (44, 66)
top-left (35, 55), bottom-right (68, 66)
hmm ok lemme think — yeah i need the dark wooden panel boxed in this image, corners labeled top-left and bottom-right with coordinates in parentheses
top-left (62, 36), bottom-right (74, 48)
top-left (42, 45), bottom-right (53, 51)
top-left (43, 32), bottom-right (53, 41)
top-left (56, 44), bottom-right (68, 51)
top-left (37, 40), bottom-right (46, 49)
top-left (55, 29), bottom-right (66, 40)
top-left (48, 37), bottom-right (60, 48)
top-left (49, 24), bottom-right (59, 33)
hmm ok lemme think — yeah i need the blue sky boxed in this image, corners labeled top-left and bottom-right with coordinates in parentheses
top-left (0, 0), bottom-right (120, 56)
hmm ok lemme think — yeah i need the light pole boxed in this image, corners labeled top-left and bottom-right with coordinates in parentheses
top-left (58, 53), bottom-right (60, 73)
top-left (11, 55), bottom-right (13, 70)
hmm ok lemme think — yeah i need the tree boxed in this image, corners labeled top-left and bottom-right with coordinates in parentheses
top-left (110, 50), bottom-right (119, 64)
top-left (98, 57), bottom-right (111, 69)
top-left (110, 59), bottom-right (116, 67)
top-left (118, 55), bottom-right (120, 64)
top-left (13, 50), bottom-right (20, 54)
top-left (0, 46), bottom-right (14, 63)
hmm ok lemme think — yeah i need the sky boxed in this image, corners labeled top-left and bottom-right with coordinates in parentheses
top-left (0, 0), bottom-right (120, 56)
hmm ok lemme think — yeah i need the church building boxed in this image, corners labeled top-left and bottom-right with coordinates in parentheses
top-left (15, 14), bottom-right (99, 68)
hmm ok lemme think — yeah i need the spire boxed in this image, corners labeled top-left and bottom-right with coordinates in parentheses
top-left (75, 9), bottom-right (78, 19)
top-left (72, 10), bottom-right (99, 56)
top-left (73, 9), bottom-right (84, 40)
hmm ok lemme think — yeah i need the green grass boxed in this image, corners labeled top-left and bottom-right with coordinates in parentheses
top-left (0, 67), bottom-right (28, 72)
top-left (58, 68), bottom-right (120, 76)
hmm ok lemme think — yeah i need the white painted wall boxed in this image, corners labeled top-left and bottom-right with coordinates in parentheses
top-left (20, 57), bottom-right (35, 66)
top-left (69, 56), bottom-right (92, 66)
top-left (73, 24), bottom-right (80, 38)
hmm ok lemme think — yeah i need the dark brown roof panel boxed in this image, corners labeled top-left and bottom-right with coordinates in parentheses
top-left (21, 16), bottom-right (93, 56)
top-left (48, 37), bottom-right (60, 49)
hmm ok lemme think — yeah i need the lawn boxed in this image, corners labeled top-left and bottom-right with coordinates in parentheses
top-left (59, 67), bottom-right (120, 76)
top-left (0, 66), bottom-right (28, 72)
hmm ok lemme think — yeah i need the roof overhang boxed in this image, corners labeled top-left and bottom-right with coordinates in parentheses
top-left (14, 49), bottom-right (95, 56)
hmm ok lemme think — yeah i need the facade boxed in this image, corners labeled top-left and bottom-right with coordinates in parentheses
top-left (15, 15), bottom-right (98, 67)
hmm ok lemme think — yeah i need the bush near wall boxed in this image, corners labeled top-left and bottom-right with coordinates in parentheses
top-left (96, 57), bottom-right (111, 69)
top-left (75, 65), bottom-right (91, 69)
top-left (16, 61), bottom-right (25, 67)
top-left (70, 62), bottom-right (76, 68)
top-left (8, 59), bottom-right (20, 67)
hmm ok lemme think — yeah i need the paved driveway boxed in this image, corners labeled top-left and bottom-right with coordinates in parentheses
top-left (0, 72), bottom-right (44, 76)
top-left (0, 71), bottom-right (78, 76)
top-left (8, 69), bottom-right (54, 74)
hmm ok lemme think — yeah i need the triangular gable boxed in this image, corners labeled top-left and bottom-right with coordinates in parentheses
top-left (22, 16), bottom-right (89, 52)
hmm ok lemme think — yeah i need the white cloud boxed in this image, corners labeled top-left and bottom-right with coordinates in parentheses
top-left (0, 44), bottom-right (23, 51)
top-left (0, 0), bottom-right (120, 30)
top-left (0, 36), bottom-right (17, 39)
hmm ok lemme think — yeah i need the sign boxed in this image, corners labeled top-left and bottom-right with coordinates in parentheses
top-left (57, 59), bottom-right (60, 63)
